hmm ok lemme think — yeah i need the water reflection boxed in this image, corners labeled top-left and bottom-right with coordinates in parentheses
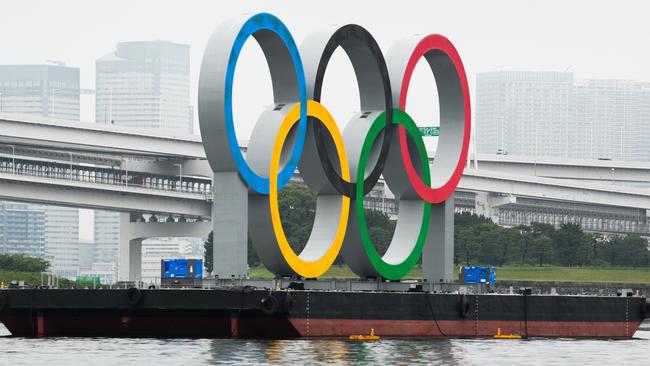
top-left (0, 323), bottom-right (648, 366)
top-left (207, 338), bottom-right (465, 365)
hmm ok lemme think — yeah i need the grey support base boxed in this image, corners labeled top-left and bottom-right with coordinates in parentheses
top-left (422, 195), bottom-right (455, 283)
top-left (118, 213), bottom-right (212, 282)
top-left (212, 172), bottom-right (248, 280)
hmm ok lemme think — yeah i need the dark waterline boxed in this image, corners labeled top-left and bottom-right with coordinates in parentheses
top-left (1, 322), bottom-right (648, 365)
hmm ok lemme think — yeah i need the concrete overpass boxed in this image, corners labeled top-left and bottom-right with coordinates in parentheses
top-left (459, 168), bottom-right (650, 209)
top-left (474, 153), bottom-right (650, 183)
top-left (0, 112), bottom-right (205, 159)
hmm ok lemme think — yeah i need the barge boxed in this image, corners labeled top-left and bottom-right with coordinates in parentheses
top-left (0, 287), bottom-right (647, 338)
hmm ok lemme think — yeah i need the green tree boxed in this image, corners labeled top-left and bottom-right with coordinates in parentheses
top-left (553, 223), bottom-right (590, 266)
top-left (515, 224), bottom-right (532, 265)
top-left (0, 254), bottom-right (49, 272)
top-left (609, 234), bottom-right (649, 267)
top-left (530, 222), bottom-right (556, 238)
top-left (530, 235), bottom-right (553, 267)
top-left (364, 209), bottom-right (396, 255)
top-left (455, 212), bottom-right (493, 226)
top-left (455, 227), bottom-right (478, 265)
top-left (476, 224), bottom-right (504, 265)
top-left (590, 233), bottom-right (610, 266)
top-left (203, 231), bottom-right (213, 273)
top-left (278, 184), bottom-right (317, 252)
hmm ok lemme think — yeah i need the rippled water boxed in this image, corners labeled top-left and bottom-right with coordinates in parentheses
top-left (1, 322), bottom-right (649, 365)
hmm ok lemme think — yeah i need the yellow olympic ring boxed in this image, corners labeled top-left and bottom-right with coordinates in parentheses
top-left (268, 100), bottom-right (350, 278)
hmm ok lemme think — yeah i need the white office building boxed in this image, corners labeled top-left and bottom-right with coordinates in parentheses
top-left (0, 65), bottom-right (80, 270)
top-left (44, 206), bottom-right (80, 278)
top-left (476, 71), bottom-right (650, 162)
top-left (95, 40), bottom-right (191, 133)
top-left (476, 71), bottom-right (573, 158)
top-left (0, 64), bottom-right (80, 120)
top-left (572, 79), bottom-right (650, 161)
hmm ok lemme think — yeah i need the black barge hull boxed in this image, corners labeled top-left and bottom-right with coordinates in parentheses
top-left (0, 289), bottom-right (647, 338)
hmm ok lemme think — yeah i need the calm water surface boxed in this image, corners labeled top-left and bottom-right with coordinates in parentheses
top-left (1, 322), bottom-right (649, 365)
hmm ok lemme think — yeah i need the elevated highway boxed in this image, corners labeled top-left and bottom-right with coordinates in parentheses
top-left (474, 153), bottom-right (650, 183)
top-left (1, 113), bottom-right (650, 215)
top-left (459, 168), bottom-right (650, 209)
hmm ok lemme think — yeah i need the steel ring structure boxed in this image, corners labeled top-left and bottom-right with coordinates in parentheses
top-left (198, 12), bottom-right (307, 194)
top-left (199, 13), bottom-right (471, 280)
top-left (387, 34), bottom-right (472, 204)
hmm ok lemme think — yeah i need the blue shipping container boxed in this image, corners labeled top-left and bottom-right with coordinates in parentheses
top-left (162, 259), bottom-right (203, 279)
top-left (461, 266), bottom-right (496, 285)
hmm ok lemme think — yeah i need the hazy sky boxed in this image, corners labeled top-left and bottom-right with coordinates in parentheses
top-left (2, 0), bottom-right (649, 240)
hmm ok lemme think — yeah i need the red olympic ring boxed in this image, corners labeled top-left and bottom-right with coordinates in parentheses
top-left (397, 34), bottom-right (471, 204)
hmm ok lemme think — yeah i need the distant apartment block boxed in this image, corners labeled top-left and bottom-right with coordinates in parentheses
top-left (95, 40), bottom-right (191, 133)
top-left (0, 202), bottom-right (45, 258)
top-left (476, 71), bottom-right (573, 157)
top-left (0, 64), bottom-right (80, 120)
top-left (0, 64), bottom-right (80, 270)
top-left (476, 71), bottom-right (650, 161)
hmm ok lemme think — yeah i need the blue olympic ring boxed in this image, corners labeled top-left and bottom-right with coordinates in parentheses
top-left (224, 13), bottom-right (307, 194)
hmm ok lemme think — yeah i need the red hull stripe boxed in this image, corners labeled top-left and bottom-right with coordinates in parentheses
top-left (1, 315), bottom-right (642, 338)
top-left (285, 318), bottom-right (641, 338)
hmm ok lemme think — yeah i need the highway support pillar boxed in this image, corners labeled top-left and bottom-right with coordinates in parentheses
top-left (118, 213), bottom-right (212, 282)
top-left (211, 172), bottom-right (248, 280)
top-left (422, 196), bottom-right (455, 283)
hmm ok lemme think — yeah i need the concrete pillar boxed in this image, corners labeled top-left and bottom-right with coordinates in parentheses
top-left (474, 191), bottom-right (516, 224)
top-left (128, 239), bottom-right (142, 282)
top-left (118, 213), bottom-right (138, 282)
top-left (422, 196), bottom-right (455, 283)
top-left (211, 172), bottom-right (248, 279)
top-left (117, 212), bottom-right (212, 282)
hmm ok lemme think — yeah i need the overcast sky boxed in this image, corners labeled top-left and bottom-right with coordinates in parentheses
top-left (2, 0), bottom-right (649, 240)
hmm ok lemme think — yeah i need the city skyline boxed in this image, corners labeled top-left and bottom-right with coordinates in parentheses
top-left (0, 1), bottom-right (649, 246)
top-left (0, 0), bottom-right (648, 137)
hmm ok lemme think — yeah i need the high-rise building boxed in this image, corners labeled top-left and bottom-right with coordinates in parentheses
top-left (44, 206), bottom-right (80, 278)
top-left (0, 64), bottom-right (80, 120)
top-left (95, 40), bottom-right (191, 133)
top-left (572, 79), bottom-right (650, 161)
top-left (93, 210), bottom-right (120, 265)
top-left (94, 41), bottom-right (192, 282)
top-left (0, 65), bottom-right (80, 269)
top-left (0, 202), bottom-right (45, 258)
top-left (640, 85), bottom-right (650, 162)
top-left (476, 71), bottom-right (573, 157)
top-left (476, 71), bottom-right (650, 162)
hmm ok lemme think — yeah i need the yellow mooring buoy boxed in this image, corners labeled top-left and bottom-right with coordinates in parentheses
top-left (493, 328), bottom-right (522, 339)
top-left (349, 328), bottom-right (380, 341)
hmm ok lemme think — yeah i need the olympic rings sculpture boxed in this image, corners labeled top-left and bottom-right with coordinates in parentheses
top-left (199, 13), bottom-right (470, 280)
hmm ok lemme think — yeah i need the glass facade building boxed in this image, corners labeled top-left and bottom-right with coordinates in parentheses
top-left (476, 71), bottom-right (650, 161)
top-left (0, 202), bottom-right (45, 258)
top-left (0, 65), bottom-right (80, 272)
top-left (0, 64), bottom-right (80, 120)
top-left (95, 41), bottom-right (191, 133)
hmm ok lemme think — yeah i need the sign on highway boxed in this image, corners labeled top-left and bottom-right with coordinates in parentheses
top-left (418, 126), bottom-right (440, 137)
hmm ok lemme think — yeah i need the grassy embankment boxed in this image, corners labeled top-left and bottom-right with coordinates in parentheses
top-left (249, 265), bottom-right (650, 283)
top-left (0, 271), bottom-right (98, 288)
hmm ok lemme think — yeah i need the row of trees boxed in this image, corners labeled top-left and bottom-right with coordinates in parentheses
top-left (0, 253), bottom-right (50, 272)
top-left (455, 212), bottom-right (650, 267)
top-left (204, 184), bottom-right (650, 271)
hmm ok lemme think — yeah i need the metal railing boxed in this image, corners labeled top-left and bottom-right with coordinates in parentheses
top-left (0, 155), bottom-right (212, 197)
